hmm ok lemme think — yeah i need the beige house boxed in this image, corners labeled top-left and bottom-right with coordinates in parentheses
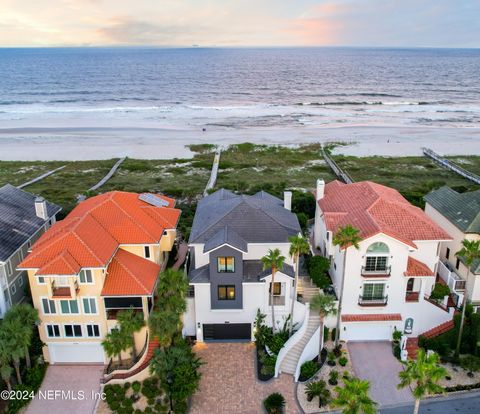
top-left (19, 191), bottom-right (180, 364)
top-left (424, 187), bottom-right (480, 312)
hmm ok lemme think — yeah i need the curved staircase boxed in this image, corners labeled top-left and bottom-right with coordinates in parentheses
top-left (280, 314), bottom-right (320, 375)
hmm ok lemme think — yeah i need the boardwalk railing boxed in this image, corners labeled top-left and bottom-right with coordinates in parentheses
top-left (321, 146), bottom-right (354, 184)
top-left (203, 150), bottom-right (221, 197)
top-left (423, 147), bottom-right (480, 185)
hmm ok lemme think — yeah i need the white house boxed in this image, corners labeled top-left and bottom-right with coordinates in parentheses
top-left (183, 189), bottom-right (306, 342)
top-left (0, 184), bottom-right (61, 317)
top-left (313, 179), bottom-right (454, 341)
top-left (424, 187), bottom-right (480, 312)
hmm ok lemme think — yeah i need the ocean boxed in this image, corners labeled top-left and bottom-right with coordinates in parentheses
top-left (0, 47), bottom-right (479, 130)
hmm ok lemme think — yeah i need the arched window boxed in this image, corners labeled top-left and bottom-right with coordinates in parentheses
top-left (364, 242), bottom-right (389, 273)
top-left (406, 277), bottom-right (415, 292)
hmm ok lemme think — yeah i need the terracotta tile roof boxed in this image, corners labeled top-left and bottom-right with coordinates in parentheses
top-left (19, 192), bottom-right (180, 275)
top-left (102, 248), bottom-right (160, 296)
top-left (319, 181), bottom-right (451, 248)
top-left (420, 319), bottom-right (455, 339)
top-left (341, 313), bottom-right (402, 322)
top-left (404, 256), bottom-right (435, 277)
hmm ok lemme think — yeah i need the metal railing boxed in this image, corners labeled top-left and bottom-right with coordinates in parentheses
top-left (358, 295), bottom-right (388, 306)
top-left (361, 266), bottom-right (391, 276)
top-left (105, 332), bottom-right (149, 375)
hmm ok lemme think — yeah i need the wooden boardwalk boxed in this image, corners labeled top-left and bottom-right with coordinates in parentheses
top-left (321, 146), bottom-right (354, 184)
top-left (17, 165), bottom-right (66, 189)
top-left (203, 150), bottom-right (221, 197)
top-left (423, 147), bottom-right (480, 185)
top-left (88, 157), bottom-right (126, 191)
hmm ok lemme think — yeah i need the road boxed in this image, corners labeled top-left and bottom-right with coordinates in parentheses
top-left (379, 392), bottom-right (480, 413)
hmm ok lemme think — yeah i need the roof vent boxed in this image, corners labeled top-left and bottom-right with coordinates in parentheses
top-left (34, 197), bottom-right (48, 220)
top-left (139, 193), bottom-right (169, 207)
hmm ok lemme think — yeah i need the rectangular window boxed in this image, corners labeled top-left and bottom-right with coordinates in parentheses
top-left (86, 324), bottom-right (100, 337)
top-left (144, 246), bottom-right (151, 258)
top-left (217, 257), bottom-right (235, 273)
top-left (42, 298), bottom-right (56, 314)
top-left (362, 283), bottom-right (385, 299)
top-left (446, 247), bottom-right (450, 260)
top-left (187, 286), bottom-right (195, 298)
top-left (82, 297), bottom-right (97, 314)
top-left (365, 256), bottom-right (388, 272)
top-left (18, 277), bottom-right (24, 287)
top-left (60, 299), bottom-right (79, 314)
top-left (456, 258), bottom-right (460, 270)
top-left (64, 324), bottom-right (82, 338)
top-left (79, 269), bottom-right (93, 284)
top-left (218, 285), bottom-right (235, 300)
top-left (46, 324), bottom-right (61, 338)
top-left (38, 276), bottom-right (45, 284)
top-left (270, 282), bottom-right (282, 296)
top-left (6, 262), bottom-right (12, 276)
top-left (10, 284), bottom-right (16, 295)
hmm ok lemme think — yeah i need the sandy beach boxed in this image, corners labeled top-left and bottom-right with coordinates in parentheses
top-left (0, 125), bottom-right (479, 160)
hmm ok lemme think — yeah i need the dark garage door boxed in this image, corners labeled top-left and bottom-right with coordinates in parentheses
top-left (203, 323), bottom-right (251, 341)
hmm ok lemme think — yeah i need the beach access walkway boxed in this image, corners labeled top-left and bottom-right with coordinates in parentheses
top-left (321, 145), bottom-right (354, 184)
top-left (88, 156), bottom-right (126, 191)
top-left (17, 165), bottom-right (66, 189)
top-left (203, 149), bottom-right (221, 197)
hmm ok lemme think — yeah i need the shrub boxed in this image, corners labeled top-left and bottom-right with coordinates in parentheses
top-left (430, 283), bottom-right (451, 300)
top-left (327, 351), bottom-right (336, 366)
top-left (333, 345), bottom-right (342, 357)
top-left (328, 370), bottom-right (339, 386)
top-left (132, 381), bottom-right (141, 393)
top-left (300, 361), bottom-right (318, 380)
top-left (331, 328), bottom-right (337, 342)
top-left (460, 355), bottom-right (480, 373)
top-left (339, 356), bottom-right (348, 367)
top-left (263, 392), bottom-right (285, 414)
top-left (307, 256), bottom-right (331, 288)
top-left (305, 380), bottom-right (331, 408)
top-left (342, 371), bottom-right (351, 380)
top-left (392, 328), bottom-right (402, 342)
top-left (323, 327), bottom-right (330, 343)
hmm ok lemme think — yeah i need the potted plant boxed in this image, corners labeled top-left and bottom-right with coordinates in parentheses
top-left (328, 370), bottom-right (339, 386)
top-left (305, 380), bottom-right (331, 408)
top-left (339, 356), bottom-right (348, 367)
top-left (327, 351), bottom-right (336, 366)
top-left (263, 392), bottom-right (285, 414)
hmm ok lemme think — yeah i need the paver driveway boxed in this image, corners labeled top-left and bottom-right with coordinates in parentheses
top-left (348, 341), bottom-right (413, 406)
top-left (26, 365), bottom-right (104, 414)
top-left (190, 342), bottom-right (301, 414)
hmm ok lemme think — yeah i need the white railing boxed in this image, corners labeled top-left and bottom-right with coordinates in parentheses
top-left (274, 303), bottom-right (310, 378)
top-left (437, 261), bottom-right (465, 292)
top-left (294, 324), bottom-right (320, 382)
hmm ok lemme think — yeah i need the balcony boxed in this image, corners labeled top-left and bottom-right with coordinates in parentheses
top-left (358, 295), bottom-right (388, 306)
top-left (361, 266), bottom-right (391, 277)
top-left (106, 308), bottom-right (144, 320)
top-left (51, 279), bottom-right (79, 298)
top-left (437, 261), bottom-right (466, 292)
top-left (269, 296), bottom-right (286, 306)
top-left (405, 291), bottom-right (420, 302)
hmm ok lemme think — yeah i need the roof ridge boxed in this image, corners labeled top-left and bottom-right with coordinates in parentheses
top-left (115, 251), bottom-right (150, 294)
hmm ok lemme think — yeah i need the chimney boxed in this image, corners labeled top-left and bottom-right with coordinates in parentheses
top-left (34, 197), bottom-right (48, 220)
top-left (283, 191), bottom-right (292, 211)
top-left (316, 179), bottom-right (325, 201)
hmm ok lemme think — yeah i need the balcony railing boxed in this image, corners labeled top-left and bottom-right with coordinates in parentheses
top-left (361, 266), bottom-right (391, 277)
top-left (358, 295), bottom-right (388, 306)
top-left (269, 296), bottom-right (286, 306)
top-left (437, 261), bottom-right (466, 292)
top-left (405, 291), bottom-right (419, 302)
top-left (51, 278), bottom-right (79, 298)
top-left (106, 308), bottom-right (143, 320)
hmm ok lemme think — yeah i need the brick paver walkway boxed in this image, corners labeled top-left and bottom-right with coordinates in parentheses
top-left (190, 342), bottom-right (301, 414)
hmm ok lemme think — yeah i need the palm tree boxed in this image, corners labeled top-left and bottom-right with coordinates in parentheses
top-left (305, 380), bottom-right (331, 408)
top-left (4, 304), bottom-right (39, 369)
top-left (333, 377), bottom-right (377, 414)
top-left (0, 363), bottom-right (13, 391)
top-left (148, 308), bottom-right (182, 347)
top-left (332, 224), bottom-right (362, 347)
top-left (117, 307), bottom-right (145, 360)
top-left (288, 234), bottom-right (311, 336)
top-left (0, 317), bottom-right (24, 384)
top-left (398, 349), bottom-right (446, 414)
top-left (310, 293), bottom-right (337, 358)
top-left (102, 328), bottom-right (132, 365)
top-left (156, 268), bottom-right (189, 315)
top-left (262, 248), bottom-right (286, 331)
top-left (454, 239), bottom-right (480, 359)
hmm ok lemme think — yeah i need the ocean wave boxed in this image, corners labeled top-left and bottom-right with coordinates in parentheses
top-left (296, 100), bottom-right (449, 107)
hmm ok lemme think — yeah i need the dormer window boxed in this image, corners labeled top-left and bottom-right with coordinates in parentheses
top-left (217, 257), bottom-right (235, 273)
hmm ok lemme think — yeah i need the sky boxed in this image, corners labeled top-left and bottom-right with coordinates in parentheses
top-left (0, 0), bottom-right (479, 48)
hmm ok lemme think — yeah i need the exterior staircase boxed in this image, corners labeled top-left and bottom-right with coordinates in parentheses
top-left (280, 314), bottom-right (320, 375)
top-left (297, 275), bottom-right (320, 304)
top-left (405, 319), bottom-right (455, 360)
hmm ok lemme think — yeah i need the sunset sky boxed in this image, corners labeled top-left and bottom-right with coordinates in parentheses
top-left (0, 0), bottom-right (479, 48)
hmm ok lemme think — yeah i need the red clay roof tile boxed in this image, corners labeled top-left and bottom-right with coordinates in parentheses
top-left (341, 313), bottom-right (402, 322)
top-left (404, 256), bottom-right (435, 277)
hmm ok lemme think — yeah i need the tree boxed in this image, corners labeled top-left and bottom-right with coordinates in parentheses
top-left (332, 224), bottom-right (362, 347)
top-left (310, 293), bottom-right (337, 358)
top-left (263, 392), bottom-right (286, 414)
top-left (288, 235), bottom-right (311, 335)
top-left (398, 349), bottom-right (446, 414)
top-left (0, 317), bottom-right (25, 384)
top-left (117, 307), bottom-right (145, 360)
top-left (333, 377), bottom-right (377, 414)
top-left (305, 380), bottom-right (331, 408)
top-left (149, 340), bottom-right (202, 412)
top-left (0, 346), bottom-right (13, 391)
top-left (102, 328), bottom-right (132, 365)
top-left (4, 304), bottom-right (39, 369)
top-left (149, 308), bottom-right (182, 348)
top-left (454, 239), bottom-right (480, 359)
top-left (262, 248), bottom-right (286, 331)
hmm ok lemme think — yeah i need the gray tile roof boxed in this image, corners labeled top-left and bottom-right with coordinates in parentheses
top-left (189, 189), bottom-right (300, 244)
top-left (424, 187), bottom-right (480, 233)
top-left (188, 260), bottom-right (295, 284)
top-left (0, 184), bottom-right (61, 261)
top-left (203, 225), bottom-right (248, 253)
